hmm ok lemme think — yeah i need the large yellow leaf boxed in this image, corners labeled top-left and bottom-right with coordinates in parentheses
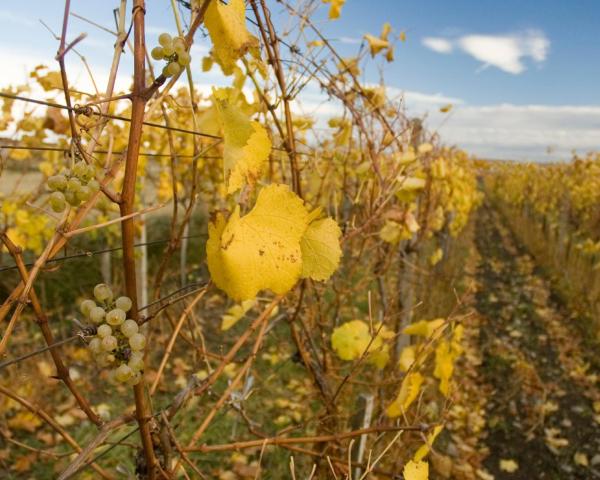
top-left (300, 217), bottom-right (342, 281)
top-left (403, 460), bottom-right (429, 480)
top-left (205, 0), bottom-right (258, 75)
top-left (386, 371), bottom-right (423, 417)
top-left (207, 184), bottom-right (309, 301)
top-left (213, 88), bottom-right (271, 194)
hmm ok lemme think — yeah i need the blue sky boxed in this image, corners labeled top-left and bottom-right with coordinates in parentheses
top-left (0, 0), bottom-right (599, 161)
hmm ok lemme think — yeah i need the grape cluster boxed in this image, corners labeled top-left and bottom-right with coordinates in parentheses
top-left (82, 283), bottom-right (146, 386)
top-left (151, 33), bottom-right (191, 77)
top-left (47, 161), bottom-right (100, 213)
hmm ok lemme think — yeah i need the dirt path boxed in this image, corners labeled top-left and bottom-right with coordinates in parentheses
top-left (472, 205), bottom-right (600, 479)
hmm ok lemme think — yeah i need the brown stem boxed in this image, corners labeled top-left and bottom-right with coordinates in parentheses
top-left (119, 1), bottom-right (158, 477)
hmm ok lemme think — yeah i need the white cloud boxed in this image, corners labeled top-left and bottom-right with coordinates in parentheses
top-left (458, 30), bottom-right (549, 74)
top-left (422, 29), bottom-right (550, 74)
top-left (422, 37), bottom-right (453, 54)
top-left (423, 103), bottom-right (600, 161)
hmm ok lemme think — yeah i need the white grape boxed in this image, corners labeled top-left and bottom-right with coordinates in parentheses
top-left (166, 62), bottom-right (181, 76)
top-left (73, 161), bottom-right (88, 178)
top-left (158, 33), bottom-right (172, 47)
top-left (151, 46), bottom-right (164, 60)
top-left (49, 191), bottom-right (67, 213)
top-left (177, 51), bottom-right (191, 67)
top-left (126, 371), bottom-right (142, 386)
top-left (115, 363), bottom-right (133, 382)
top-left (89, 306), bottom-right (106, 323)
top-left (97, 323), bottom-right (112, 338)
top-left (101, 335), bottom-right (118, 352)
top-left (121, 319), bottom-right (138, 337)
top-left (94, 283), bottom-right (113, 302)
top-left (106, 308), bottom-right (126, 326)
top-left (88, 337), bottom-right (102, 354)
top-left (115, 296), bottom-right (132, 312)
top-left (128, 355), bottom-right (144, 372)
top-left (64, 190), bottom-right (78, 206)
top-left (87, 179), bottom-right (100, 192)
top-left (129, 333), bottom-right (146, 351)
top-left (67, 177), bottom-right (82, 192)
top-left (47, 174), bottom-right (67, 191)
top-left (76, 185), bottom-right (92, 202)
top-left (80, 299), bottom-right (96, 316)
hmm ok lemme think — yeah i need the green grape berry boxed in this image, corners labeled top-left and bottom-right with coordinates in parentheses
top-left (64, 190), bottom-right (79, 206)
top-left (80, 299), bottom-right (96, 316)
top-left (173, 36), bottom-right (185, 49)
top-left (90, 306), bottom-right (106, 323)
top-left (115, 296), bottom-right (132, 312)
top-left (106, 308), bottom-right (126, 326)
top-left (97, 323), bottom-right (112, 338)
top-left (47, 174), bottom-right (67, 191)
top-left (94, 283), bottom-right (113, 302)
top-left (87, 179), bottom-right (100, 193)
top-left (151, 46), bottom-right (164, 60)
top-left (67, 177), bottom-right (82, 192)
top-left (73, 161), bottom-right (88, 178)
top-left (166, 62), bottom-right (182, 76)
top-left (49, 191), bottom-right (67, 213)
top-left (177, 51), bottom-right (191, 67)
top-left (77, 185), bottom-right (92, 202)
top-left (158, 32), bottom-right (172, 47)
top-left (129, 333), bottom-right (146, 351)
top-left (162, 44), bottom-right (175, 57)
top-left (101, 335), bottom-right (118, 352)
top-left (121, 319), bottom-right (138, 337)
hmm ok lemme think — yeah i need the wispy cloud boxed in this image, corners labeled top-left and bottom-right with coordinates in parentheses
top-left (422, 29), bottom-right (550, 74)
top-left (422, 37), bottom-right (453, 54)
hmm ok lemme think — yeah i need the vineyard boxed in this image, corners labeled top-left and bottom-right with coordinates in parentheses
top-left (0, 1), bottom-right (598, 479)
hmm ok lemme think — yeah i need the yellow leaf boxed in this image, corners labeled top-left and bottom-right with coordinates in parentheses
top-left (207, 184), bottom-right (309, 301)
top-left (434, 340), bottom-right (455, 396)
top-left (8, 412), bottom-right (43, 432)
top-left (364, 34), bottom-right (390, 57)
top-left (439, 103), bottom-right (453, 113)
top-left (300, 217), bottom-right (342, 281)
top-left (574, 452), bottom-right (589, 467)
top-left (403, 460), bottom-right (429, 480)
top-left (400, 31), bottom-right (407, 42)
top-left (403, 318), bottom-right (446, 338)
top-left (213, 88), bottom-right (271, 194)
top-left (386, 372), bottom-right (423, 417)
top-left (414, 425), bottom-right (443, 461)
top-left (331, 320), bottom-right (371, 361)
top-left (221, 299), bottom-right (257, 331)
top-left (398, 345), bottom-right (416, 372)
top-left (418, 143), bottom-right (433, 154)
top-left (499, 459), bottom-right (519, 473)
top-left (322, 0), bottom-right (346, 20)
top-left (381, 23), bottom-right (392, 41)
top-left (331, 320), bottom-right (392, 368)
top-left (429, 247), bottom-right (443, 266)
top-left (205, 0), bottom-right (258, 75)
